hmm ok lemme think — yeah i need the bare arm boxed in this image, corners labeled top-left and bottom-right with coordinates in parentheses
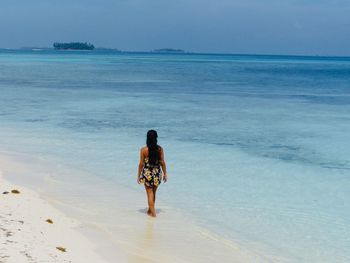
top-left (159, 147), bottom-right (168, 182)
top-left (137, 148), bottom-right (145, 183)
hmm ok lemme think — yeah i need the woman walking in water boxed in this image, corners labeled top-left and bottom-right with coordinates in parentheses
top-left (137, 130), bottom-right (168, 217)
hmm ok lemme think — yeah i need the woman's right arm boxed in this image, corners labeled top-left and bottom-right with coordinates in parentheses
top-left (137, 148), bottom-right (144, 184)
top-left (159, 147), bottom-right (168, 182)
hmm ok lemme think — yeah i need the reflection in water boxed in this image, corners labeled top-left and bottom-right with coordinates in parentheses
top-left (128, 217), bottom-right (156, 263)
top-left (143, 219), bottom-right (156, 249)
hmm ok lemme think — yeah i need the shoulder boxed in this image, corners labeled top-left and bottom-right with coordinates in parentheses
top-left (140, 146), bottom-right (147, 153)
top-left (158, 145), bottom-right (163, 152)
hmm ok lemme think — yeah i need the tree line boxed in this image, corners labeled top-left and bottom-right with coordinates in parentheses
top-left (53, 42), bottom-right (95, 50)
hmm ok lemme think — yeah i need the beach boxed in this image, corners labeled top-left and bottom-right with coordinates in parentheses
top-left (0, 156), bottom-right (116, 263)
top-left (0, 50), bottom-right (349, 262)
top-left (0, 151), bottom-right (264, 263)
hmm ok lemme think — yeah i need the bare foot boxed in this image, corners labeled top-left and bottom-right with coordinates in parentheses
top-left (147, 208), bottom-right (156, 217)
top-left (150, 209), bottom-right (156, 217)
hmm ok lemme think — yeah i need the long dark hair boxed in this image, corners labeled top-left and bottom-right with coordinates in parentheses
top-left (146, 130), bottom-right (160, 165)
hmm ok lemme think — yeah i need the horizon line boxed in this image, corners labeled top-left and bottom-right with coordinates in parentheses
top-left (0, 47), bottom-right (350, 59)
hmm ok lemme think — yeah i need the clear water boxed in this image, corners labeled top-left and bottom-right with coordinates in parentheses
top-left (0, 50), bottom-right (350, 262)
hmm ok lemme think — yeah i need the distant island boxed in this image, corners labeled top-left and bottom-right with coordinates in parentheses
top-left (17, 44), bottom-right (188, 54)
top-left (152, 48), bottom-right (185, 53)
top-left (53, 42), bottom-right (95, 50)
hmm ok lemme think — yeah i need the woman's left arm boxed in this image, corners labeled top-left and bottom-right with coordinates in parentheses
top-left (159, 147), bottom-right (168, 182)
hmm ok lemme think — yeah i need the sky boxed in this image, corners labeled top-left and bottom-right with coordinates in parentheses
top-left (0, 0), bottom-right (350, 56)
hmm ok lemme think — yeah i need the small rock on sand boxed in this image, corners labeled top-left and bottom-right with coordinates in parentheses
top-left (56, 247), bottom-right (67, 252)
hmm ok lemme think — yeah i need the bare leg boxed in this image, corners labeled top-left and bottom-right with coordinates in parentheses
top-left (152, 186), bottom-right (158, 204)
top-left (145, 185), bottom-right (156, 217)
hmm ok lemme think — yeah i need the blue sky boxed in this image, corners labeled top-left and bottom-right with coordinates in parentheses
top-left (0, 0), bottom-right (349, 55)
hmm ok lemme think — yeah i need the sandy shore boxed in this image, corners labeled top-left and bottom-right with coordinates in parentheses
top-left (0, 152), bottom-right (268, 263)
top-left (0, 170), bottom-right (112, 263)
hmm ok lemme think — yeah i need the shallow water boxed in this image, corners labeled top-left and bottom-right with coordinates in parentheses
top-left (0, 50), bottom-right (350, 262)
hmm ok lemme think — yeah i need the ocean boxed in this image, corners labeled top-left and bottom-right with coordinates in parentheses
top-left (0, 50), bottom-right (349, 262)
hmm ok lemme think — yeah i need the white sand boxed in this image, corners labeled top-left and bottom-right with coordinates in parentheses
top-left (0, 171), bottom-right (111, 263)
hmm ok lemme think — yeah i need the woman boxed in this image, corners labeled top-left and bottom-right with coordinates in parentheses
top-left (137, 130), bottom-right (168, 217)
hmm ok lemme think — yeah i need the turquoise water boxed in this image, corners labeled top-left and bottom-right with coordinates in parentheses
top-left (0, 50), bottom-right (350, 262)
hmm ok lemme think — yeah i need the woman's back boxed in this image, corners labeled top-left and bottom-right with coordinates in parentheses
top-left (142, 146), bottom-right (162, 165)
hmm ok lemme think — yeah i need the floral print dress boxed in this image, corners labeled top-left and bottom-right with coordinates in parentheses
top-left (140, 157), bottom-right (162, 187)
